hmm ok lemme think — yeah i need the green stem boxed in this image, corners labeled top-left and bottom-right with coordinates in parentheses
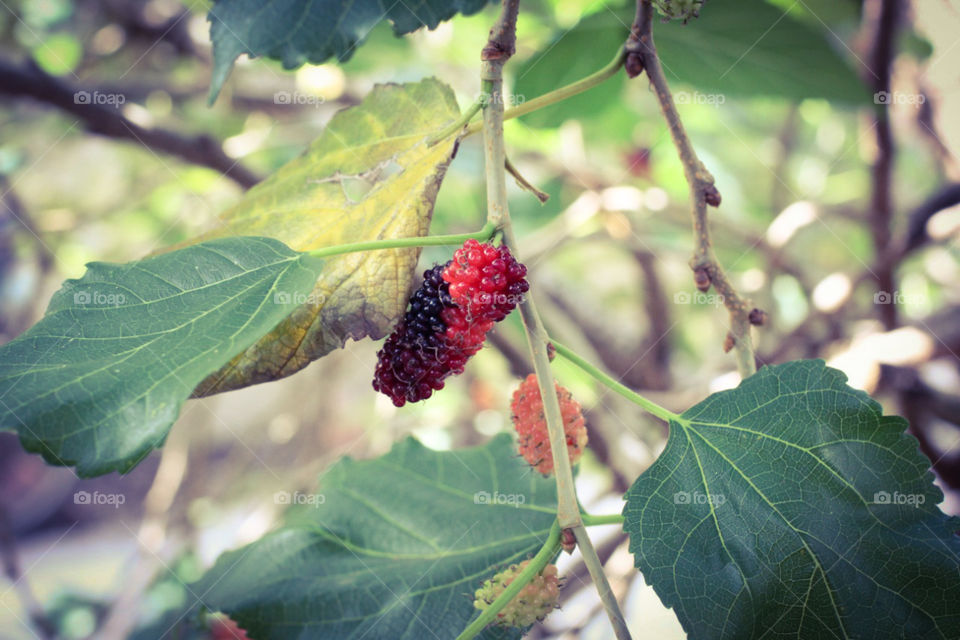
top-left (456, 522), bottom-right (561, 640)
top-left (571, 525), bottom-right (633, 640)
top-left (482, 61), bottom-right (579, 528)
top-left (582, 513), bottom-right (625, 527)
top-left (426, 96), bottom-right (485, 146)
top-left (552, 341), bottom-right (679, 423)
top-left (466, 47), bottom-right (626, 137)
top-left (306, 222), bottom-right (496, 259)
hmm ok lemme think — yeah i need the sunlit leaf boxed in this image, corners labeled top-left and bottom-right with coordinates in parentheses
top-left (188, 78), bottom-right (463, 395)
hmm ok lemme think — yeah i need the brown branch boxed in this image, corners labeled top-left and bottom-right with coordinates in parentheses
top-left (0, 59), bottom-right (261, 189)
top-left (482, 0), bottom-right (520, 61)
top-left (770, 105), bottom-right (799, 214)
top-left (865, 0), bottom-right (901, 330)
top-left (101, 1), bottom-right (203, 59)
top-left (633, 248), bottom-right (673, 389)
top-left (627, 0), bottom-right (759, 377)
top-left (0, 508), bottom-right (57, 640)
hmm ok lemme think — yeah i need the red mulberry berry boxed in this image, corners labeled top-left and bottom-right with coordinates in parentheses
top-left (373, 241), bottom-right (528, 407)
top-left (511, 374), bottom-right (588, 475)
top-left (442, 239), bottom-right (528, 327)
top-left (473, 560), bottom-right (561, 628)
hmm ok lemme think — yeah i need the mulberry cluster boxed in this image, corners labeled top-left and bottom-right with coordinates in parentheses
top-left (473, 560), bottom-right (561, 628)
top-left (511, 374), bottom-right (588, 475)
top-left (372, 241), bottom-right (528, 407)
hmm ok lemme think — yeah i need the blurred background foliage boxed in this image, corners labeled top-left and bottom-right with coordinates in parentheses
top-left (1, 0), bottom-right (959, 638)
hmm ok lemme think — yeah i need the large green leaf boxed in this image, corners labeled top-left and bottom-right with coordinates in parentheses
top-left (194, 434), bottom-right (556, 639)
top-left (0, 237), bottom-right (323, 476)
top-left (207, 0), bottom-right (493, 101)
top-left (190, 78), bottom-right (462, 396)
top-left (624, 360), bottom-right (960, 639)
top-left (514, 0), bottom-right (869, 127)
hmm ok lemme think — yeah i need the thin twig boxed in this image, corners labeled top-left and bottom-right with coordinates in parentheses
top-left (0, 59), bottom-right (261, 189)
top-left (506, 156), bottom-right (549, 203)
top-left (627, 0), bottom-right (758, 377)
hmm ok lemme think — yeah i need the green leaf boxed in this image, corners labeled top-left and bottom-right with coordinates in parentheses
top-left (189, 79), bottom-right (462, 396)
top-left (514, 0), bottom-right (869, 127)
top-left (193, 434), bottom-right (556, 639)
top-left (0, 237), bottom-right (323, 476)
top-left (763, 0), bottom-right (861, 27)
top-left (207, 0), bottom-right (493, 101)
top-left (624, 360), bottom-right (960, 640)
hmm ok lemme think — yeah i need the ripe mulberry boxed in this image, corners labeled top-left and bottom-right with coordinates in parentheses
top-left (372, 242), bottom-right (528, 407)
top-left (511, 374), bottom-right (588, 475)
top-left (372, 265), bottom-right (464, 406)
top-left (473, 560), bottom-right (561, 628)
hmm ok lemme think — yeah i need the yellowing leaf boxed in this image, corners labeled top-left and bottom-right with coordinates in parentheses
top-left (190, 78), bottom-right (462, 396)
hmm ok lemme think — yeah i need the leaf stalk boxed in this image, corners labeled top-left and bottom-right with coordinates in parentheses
top-left (306, 222), bottom-right (496, 259)
top-left (552, 341), bottom-right (678, 423)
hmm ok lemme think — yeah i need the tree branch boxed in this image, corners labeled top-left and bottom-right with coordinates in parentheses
top-left (0, 59), bottom-right (261, 189)
top-left (866, 0), bottom-right (901, 330)
top-left (627, 0), bottom-right (759, 377)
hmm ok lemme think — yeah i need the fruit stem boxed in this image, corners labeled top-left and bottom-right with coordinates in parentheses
top-left (456, 521), bottom-right (561, 640)
top-left (306, 222), bottom-right (496, 259)
top-left (552, 341), bottom-right (679, 423)
top-left (581, 513), bottom-right (625, 526)
top-left (627, 0), bottom-right (757, 378)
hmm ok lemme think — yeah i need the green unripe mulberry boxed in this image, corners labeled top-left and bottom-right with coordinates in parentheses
top-left (654, 0), bottom-right (705, 22)
top-left (473, 560), bottom-right (561, 628)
